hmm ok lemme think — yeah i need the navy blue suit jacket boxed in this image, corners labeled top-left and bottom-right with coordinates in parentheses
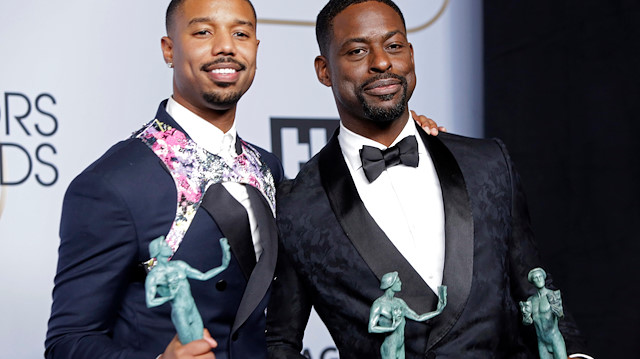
top-left (267, 128), bottom-right (585, 358)
top-left (46, 101), bottom-right (284, 359)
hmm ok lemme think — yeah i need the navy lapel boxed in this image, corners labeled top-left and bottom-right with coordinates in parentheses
top-left (231, 186), bottom-right (278, 334)
top-left (154, 99), bottom-right (183, 132)
top-left (417, 128), bottom-right (474, 350)
top-left (200, 184), bottom-right (257, 280)
top-left (318, 131), bottom-right (438, 314)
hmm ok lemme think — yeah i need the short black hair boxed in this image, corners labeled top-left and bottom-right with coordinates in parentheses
top-left (315, 0), bottom-right (406, 56)
top-left (165, 0), bottom-right (257, 34)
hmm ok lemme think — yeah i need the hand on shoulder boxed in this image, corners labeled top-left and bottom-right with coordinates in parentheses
top-left (411, 110), bottom-right (446, 136)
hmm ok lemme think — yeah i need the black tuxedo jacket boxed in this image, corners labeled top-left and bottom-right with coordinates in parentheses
top-left (267, 128), bottom-right (584, 358)
top-left (46, 101), bottom-right (284, 359)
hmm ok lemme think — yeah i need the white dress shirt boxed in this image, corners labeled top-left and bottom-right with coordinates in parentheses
top-left (337, 115), bottom-right (445, 293)
top-left (166, 97), bottom-right (263, 260)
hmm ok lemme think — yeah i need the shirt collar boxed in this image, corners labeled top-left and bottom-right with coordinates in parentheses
top-left (338, 112), bottom-right (423, 172)
top-left (165, 96), bottom-right (238, 158)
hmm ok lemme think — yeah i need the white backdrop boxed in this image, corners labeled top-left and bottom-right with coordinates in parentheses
top-left (0, 1), bottom-right (482, 358)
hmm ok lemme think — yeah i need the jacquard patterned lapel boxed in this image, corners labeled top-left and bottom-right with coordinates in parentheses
top-left (318, 127), bottom-right (475, 351)
top-left (318, 130), bottom-right (438, 314)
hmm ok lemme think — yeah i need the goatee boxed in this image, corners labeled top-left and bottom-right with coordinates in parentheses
top-left (200, 57), bottom-right (247, 107)
top-left (202, 90), bottom-right (243, 108)
top-left (357, 73), bottom-right (408, 123)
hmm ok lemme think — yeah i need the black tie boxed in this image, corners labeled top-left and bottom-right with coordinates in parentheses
top-left (359, 135), bottom-right (419, 183)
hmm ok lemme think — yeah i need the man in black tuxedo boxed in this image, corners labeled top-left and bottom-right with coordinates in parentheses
top-left (266, 0), bottom-right (587, 358)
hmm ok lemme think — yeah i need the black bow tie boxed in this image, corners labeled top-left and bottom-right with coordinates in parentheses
top-left (359, 135), bottom-right (419, 183)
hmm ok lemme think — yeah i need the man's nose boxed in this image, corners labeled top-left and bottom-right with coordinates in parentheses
top-left (212, 32), bottom-right (236, 56)
top-left (369, 46), bottom-right (391, 73)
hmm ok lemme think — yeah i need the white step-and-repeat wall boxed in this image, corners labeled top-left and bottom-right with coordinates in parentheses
top-left (0, 1), bottom-right (482, 357)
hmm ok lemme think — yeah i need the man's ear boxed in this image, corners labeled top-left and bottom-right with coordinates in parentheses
top-left (161, 36), bottom-right (174, 65)
top-left (314, 55), bottom-right (332, 87)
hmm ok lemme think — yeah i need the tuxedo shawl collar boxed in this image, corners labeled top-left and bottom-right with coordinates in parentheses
top-left (201, 184), bottom-right (256, 280)
top-left (154, 100), bottom-right (278, 335)
top-left (229, 185), bottom-right (278, 334)
top-left (317, 126), bottom-right (474, 350)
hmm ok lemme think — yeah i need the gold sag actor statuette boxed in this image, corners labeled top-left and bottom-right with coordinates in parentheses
top-left (256, 0), bottom-right (449, 34)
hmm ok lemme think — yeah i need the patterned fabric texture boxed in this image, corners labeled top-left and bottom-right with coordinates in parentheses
top-left (135, 119), bottom-right (276, 254)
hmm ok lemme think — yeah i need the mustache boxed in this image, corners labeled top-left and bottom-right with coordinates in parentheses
top-left (200, 57), bottom-right (247, 72)
top-left (359, 73), bottom-right (407, 91)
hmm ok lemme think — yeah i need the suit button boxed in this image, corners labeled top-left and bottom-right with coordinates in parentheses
top-left (232, 332), bottom-right (239, 341)
top-left (216, 279), bottom-right (227, 291)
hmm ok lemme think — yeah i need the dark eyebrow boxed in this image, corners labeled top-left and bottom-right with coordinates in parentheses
top-left (340, 30), bottom-right (406, 48)
top-left (341, 37), bottom-right (367, 48)
top-left (188, 17), bottom-right (255, 29)
top-left (188, 17), bottom-right (211, 26)
top-left (383, 30), bottom-right (406, 41)
top-left (235, 19), bottom-right (255, 29)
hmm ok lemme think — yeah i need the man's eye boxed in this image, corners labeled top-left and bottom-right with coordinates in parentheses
top-left (234, 32), bottom-right (249, 38)
top-left (195, 30), bottom-right (211, 36)
top-left (349, 48), bottom-right (366, 56)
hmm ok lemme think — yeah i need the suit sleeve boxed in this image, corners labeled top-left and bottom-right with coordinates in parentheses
top-left (495, 138), bottom-right (588, 354)
top-left (45, 170), bottom-right (155, 359)
top-left (266, 180), bottom-right (311, 359)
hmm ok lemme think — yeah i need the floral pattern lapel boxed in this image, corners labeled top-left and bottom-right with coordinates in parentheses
top-left (134, 119), bottom-right (276, 254)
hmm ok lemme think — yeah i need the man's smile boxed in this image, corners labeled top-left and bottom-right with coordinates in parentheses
top-left (359, 73), bottom-right (407, 99)
top-left (363, 78), bottom-right (403, 96)
top-left (202, 58), bottom-right (246, 83)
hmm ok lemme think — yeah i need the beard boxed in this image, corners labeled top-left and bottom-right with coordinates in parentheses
top-left (200, 57), bottom-right (247, 108)
top-left (356, 73), bottom-right (408, 123)
top-left (202, 89), bottom-right (244, 108)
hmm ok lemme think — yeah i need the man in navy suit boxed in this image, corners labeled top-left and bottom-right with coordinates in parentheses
top-left (266, 1), bottom-right (587, 358)
top-left (45, 0), bottom-right (284, 358)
